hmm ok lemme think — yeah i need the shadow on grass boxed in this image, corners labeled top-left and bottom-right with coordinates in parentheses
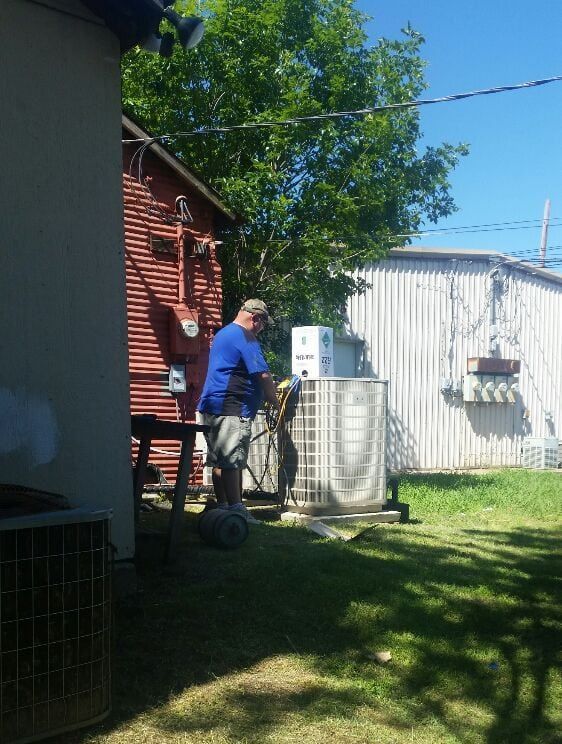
top-left (64, 500), bottom-right (562, 744)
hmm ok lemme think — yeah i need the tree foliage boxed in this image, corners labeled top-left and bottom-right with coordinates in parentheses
top-left (122, 0), bottom-right (467, 344)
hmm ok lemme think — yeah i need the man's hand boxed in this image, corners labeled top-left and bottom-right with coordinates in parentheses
top-left (259, 372), bottom-right (279, 408)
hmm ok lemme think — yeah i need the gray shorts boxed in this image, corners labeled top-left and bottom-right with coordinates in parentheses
top-left (198, 412), bottom-right (253, 470)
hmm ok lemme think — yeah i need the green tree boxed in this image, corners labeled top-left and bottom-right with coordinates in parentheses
top-left (122, 0), bottom-right (467, 367)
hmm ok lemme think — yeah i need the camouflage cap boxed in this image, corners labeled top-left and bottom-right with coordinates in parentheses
top-left (241, 299), bottom-right (274, 326)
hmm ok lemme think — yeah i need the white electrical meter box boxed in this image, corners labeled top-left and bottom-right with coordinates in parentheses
top-left (169, 363), bottom-right (187, 393)
top-left (292, 326), bottom-right (334, 377)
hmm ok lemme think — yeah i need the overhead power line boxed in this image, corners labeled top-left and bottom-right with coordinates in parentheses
top-left (405, 217), bottom-right (562, 234)
top-left (507, 251), bottom-right (562, 260)
top-left (122, 74), bottom-right (562, 143)
top-left (242, 224), bottom-right (562, 244)
top-left (393, 223), bottom-right (562, 239)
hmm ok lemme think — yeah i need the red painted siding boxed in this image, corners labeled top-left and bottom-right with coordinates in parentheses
top-left (123, 141), bottom-right (223, 483)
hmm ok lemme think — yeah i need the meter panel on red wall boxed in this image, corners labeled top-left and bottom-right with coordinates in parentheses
top-left (169, 305), bottom-right (200, 356)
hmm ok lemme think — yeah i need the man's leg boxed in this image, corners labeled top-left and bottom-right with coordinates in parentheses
top-left (220, 468), bottom-right (242, 506)
top-left (211, 467), bottom-right (228, 507)
top-left (210, 416), bottom-right (259, 523)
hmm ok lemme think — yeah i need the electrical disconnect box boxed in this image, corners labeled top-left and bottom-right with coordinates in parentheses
top-left (169, 363), bottom-right (187, 393)
top-left (440, 378), bottom-right (462, 397)
top-left (463, 373), bottom-right (519, 404)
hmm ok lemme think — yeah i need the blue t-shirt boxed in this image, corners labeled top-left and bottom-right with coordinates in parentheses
top-left (197, 323), bottom-right (270, 418)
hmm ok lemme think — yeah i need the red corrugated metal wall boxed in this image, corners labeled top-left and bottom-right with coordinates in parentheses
top-left (123, 140), bottom-right (223, 484)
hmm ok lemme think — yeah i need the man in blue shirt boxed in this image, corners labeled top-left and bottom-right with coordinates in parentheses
top-left (197, 299), bottom-right (278, 521)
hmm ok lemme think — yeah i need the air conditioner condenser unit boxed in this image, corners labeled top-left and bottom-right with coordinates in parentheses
top-left (0, 507), bottom-right (112, 744)
top-left (521, 437), bottom-right (559, 469)
top-left (279, 377), bottom-right (388, 516)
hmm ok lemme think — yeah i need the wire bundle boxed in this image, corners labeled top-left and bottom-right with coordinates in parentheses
top-left (265, 375), bottom-right (301, 434)
top-left (127, 139), bottom-right (192, 226)
top-left (123, 75), bottom-right (562, 144)
top-left (245, 376), bottom-right (302, 500)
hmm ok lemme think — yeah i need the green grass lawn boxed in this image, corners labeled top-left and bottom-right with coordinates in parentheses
top-left (67, 469), bottom-right (561, 744)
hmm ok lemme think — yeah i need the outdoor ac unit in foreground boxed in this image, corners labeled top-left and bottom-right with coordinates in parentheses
top-left (521, 437), bottom-right (559, 469)
top-left (0, 508), bottom-right (112, 743)
top-left (280, 377), bottom-right (388, 515)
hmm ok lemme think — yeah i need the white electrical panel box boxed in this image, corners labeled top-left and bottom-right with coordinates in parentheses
top-left (291, 326), bottom-right (334, 377)
top-left (463, 373), bottom-right (519, 403)
top-left (169, 363), bottom-right (187, 393)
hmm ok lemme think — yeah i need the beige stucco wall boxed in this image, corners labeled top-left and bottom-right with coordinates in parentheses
top-left (0, 0), bottom-right (134, 558)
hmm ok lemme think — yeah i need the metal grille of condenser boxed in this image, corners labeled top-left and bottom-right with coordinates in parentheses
top-left (0, 509), bottom-right (112, 744)
top-left (280, 378), bottom-right (388, 515)
top-left (521, 437), bottom-right (560, 469)
top-left (202, 415), bottom-right (279, 495)
top-left (242, 413), bottom-right (278, 495)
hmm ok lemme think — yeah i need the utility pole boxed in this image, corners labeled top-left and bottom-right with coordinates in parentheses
top-left (539, 198), bottom-right (550, 267)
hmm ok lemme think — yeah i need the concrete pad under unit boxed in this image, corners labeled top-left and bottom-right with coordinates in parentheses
top-left (280, 510), bottom-right (402, 525)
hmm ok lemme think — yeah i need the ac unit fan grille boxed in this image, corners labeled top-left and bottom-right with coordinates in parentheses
top-left (0, 513), bottom-right (112, 743)
top-left (521, 438), bottom-right (559, 469)
top-left (281, 378), bottom-right (388, 513)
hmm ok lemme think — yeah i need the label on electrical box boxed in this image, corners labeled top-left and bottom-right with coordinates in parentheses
top-left (292, 326), bottom-right (334, 377)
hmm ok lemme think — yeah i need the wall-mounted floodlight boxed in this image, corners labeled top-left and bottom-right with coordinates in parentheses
top-left (141, 2), bottom-right (205, 57)
top-left (142, 31), bottom-right (175, 57)
top-left (163, 8), bottom-right (205, 50)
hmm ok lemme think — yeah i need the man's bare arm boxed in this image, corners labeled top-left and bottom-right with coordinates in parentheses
top-left (258, 371), bottom-right (279, 407)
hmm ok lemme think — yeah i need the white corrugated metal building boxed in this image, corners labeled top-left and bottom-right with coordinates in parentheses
top-left (337, 247), bottom-right (562, 471)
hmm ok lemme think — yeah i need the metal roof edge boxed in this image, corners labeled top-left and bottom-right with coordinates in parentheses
top-left (122, 115), bottom-right (239, 224)
top-left (385, 246), bottom-right (562, 286)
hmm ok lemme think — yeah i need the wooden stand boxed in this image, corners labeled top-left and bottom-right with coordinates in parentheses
top-left (131, 415), bottom-right (209, 563)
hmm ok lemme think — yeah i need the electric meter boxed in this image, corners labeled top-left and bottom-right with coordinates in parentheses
top-left (180, 318), bottom-right (199, 338)
top-left (169, 305), bottom-right (200, 355)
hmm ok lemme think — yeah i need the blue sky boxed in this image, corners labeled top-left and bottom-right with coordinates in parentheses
top-left (355, 0), bottom-right (562, 269)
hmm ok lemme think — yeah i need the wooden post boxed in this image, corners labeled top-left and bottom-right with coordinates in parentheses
top-left (164, 433), bottom-right (196, 564)
top-left (132, 436), bottom-right (151, 524)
